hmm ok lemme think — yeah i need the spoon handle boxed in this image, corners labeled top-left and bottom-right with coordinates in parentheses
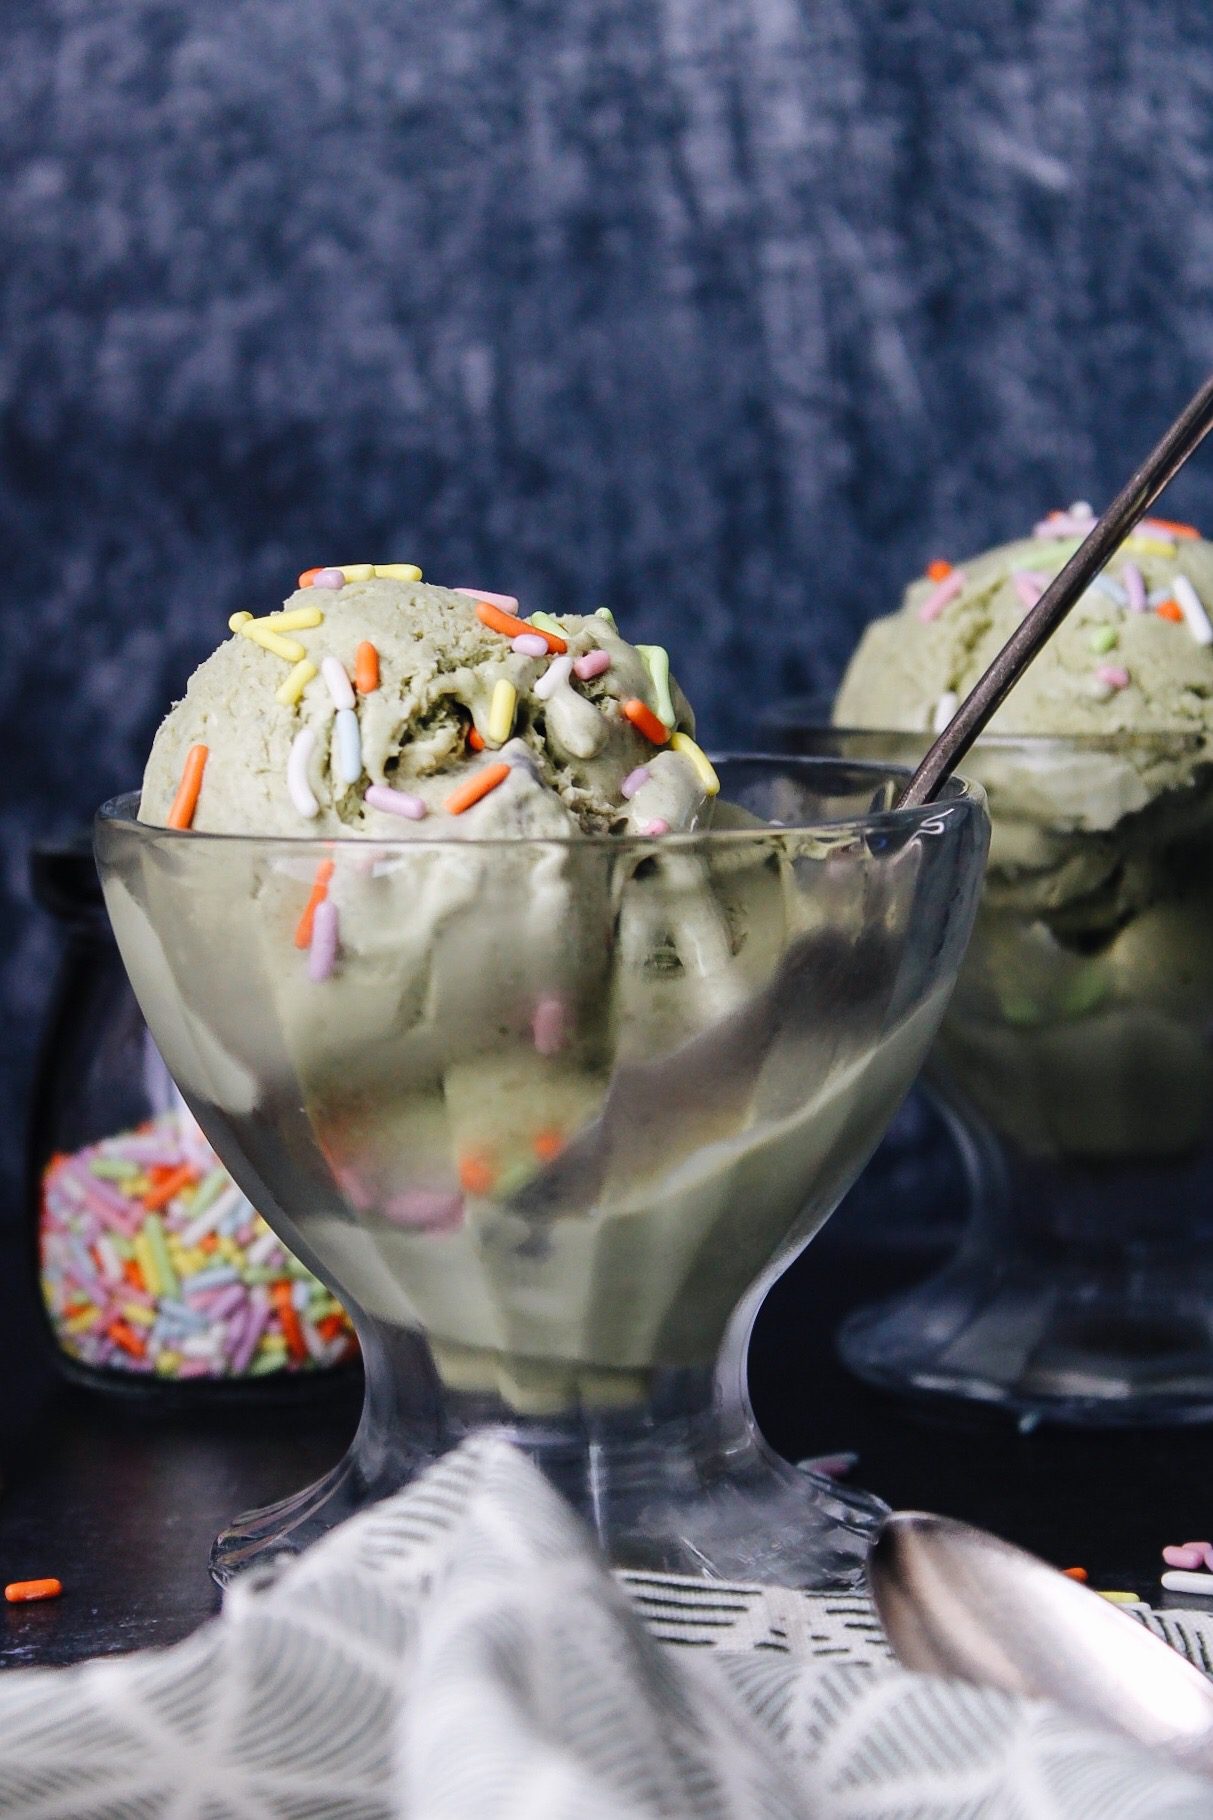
top-left (897, 371), bottom-right (1213, 808)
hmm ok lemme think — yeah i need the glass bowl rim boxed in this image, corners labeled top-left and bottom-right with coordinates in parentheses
top-left (95, 754), bottom-right (985, 853)
top-left (764, 698), bottom-right (1211, 755)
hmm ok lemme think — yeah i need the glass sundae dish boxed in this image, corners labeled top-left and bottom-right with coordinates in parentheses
top-left (95, 566), bottom-right (987, 1585)
top-left (809, 505), bottom-right (1213, 1424)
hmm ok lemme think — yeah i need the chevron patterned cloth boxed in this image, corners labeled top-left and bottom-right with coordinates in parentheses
top-left (0, 1435), bottom-right (1209, 1818)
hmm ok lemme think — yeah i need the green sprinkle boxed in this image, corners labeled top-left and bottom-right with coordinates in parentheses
top-left (1089, 625), bottom-right (1118, 654)
top-left (594, 607), bottom-right (618, 629)
top-left (141, 1216), bottom-right (180, 1300)
top-left (187, 1168), bottom-right (230, 1216)
top-left (636, 644), bottom-right (676, 728)
top-left (248, 1351), bottom-right (289, 1377)
top-left (242, 1266), bottom-right (280, 1285)
top-left (1001, 994), bottom-right (1043, 1028)
top-left (530, 611), bottom-right (564, 637)
top-left (90, 1158), bottom-right (140, 1181)
top-left (495, 1161), bottom-right (536, 1199)
top-left (1061, 965), bottom-right (1108, 1019)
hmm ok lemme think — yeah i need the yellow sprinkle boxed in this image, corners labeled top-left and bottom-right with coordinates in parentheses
top-left (1096, 1589), bottom-right (1143, 1603)
top-left (275, 659), bottom-right (318, 707)
top-left (258, 1334), bottom-right (288, 1356)
top-left (340, 563), bottom-right (376, 582)
top-left (1124, 537), bottom-right (1178, 558)
top-left (63, 1308), bottom-right (101, 1335)
top-left (120, 1301), bottom-right (156, 1327)
top-left (133, 1232), bottom-right (163, 1299)
top-left (229, 611), bottom-right (253, 631)
top-left (669, 732), bottom-right (720, 796)
top-left (155, 1350), bottom-right (183, 1375)
top-left (239, 621), bottom-right (307, 662)
top-left (217, 1238), bottom-right (240, 1262)
top-left (373, 563), bottom-right (423, 582)
top-left (264, 606), bottom-right (325, 632)
top-left (488, 678), bottom-right (518, 745)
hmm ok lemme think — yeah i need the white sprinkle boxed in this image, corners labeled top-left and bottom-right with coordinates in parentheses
top-left (334, 707), bottom-right (363, 782)
top-left (1161, 1569), bottom-right (1213, 1596)
top-left (453, 587), bottom-right (520, 612)
top-left (287, 728), bottom-right (320, 818)
top-left (511, 633), bottom-right (549, 657)
top-left (1172, 574), bottom-right (1213, 645)
top-left (364, 784), bottom-right (428, 820)
top-left (932, 691), bottom-right (958, 733)
top-left (1147, 586), bottom-right (1173, 608)
top-left (321, 655), bottom-right (355, 711)
top-left (1090, 574), bottom-right (1127, 608)
top-left (533, 653), bottom-right (574, 701)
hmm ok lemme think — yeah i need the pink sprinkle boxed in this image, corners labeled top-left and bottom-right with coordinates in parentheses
top-left (453, 588), bottom-right (520, 612)
top-left (1032, 510), bottom-right (1096, 539)
top-left (308, 900), bottom-right (339, 983)
top-left (365, 784), bottom-right (428, 820)
top-left (1122, 561), bottom-right (1147, 613)
top-left (1164, 1543), bottom-right (1213, 1571)
top-left (573, 649), bottom-right (611, 681)
top-left (621, 766), bottom-right (650, 800)
top-left (532, 994), bottom-right (567, 1057)
top-left (311, 568), bottom-right (345, 590)
top-left (918, 568), bottom-right (966, 622)
top-left (639, 818), bottom-right (670, 837)
top-left (511, 633), bottom-right (549, 657)
top-left (1095, 663), bottom-right (1130, 691)
top-left (382, 1189), bottom-right (465, 1232)
top-left (1012, 570), bottom-right (1047, 611)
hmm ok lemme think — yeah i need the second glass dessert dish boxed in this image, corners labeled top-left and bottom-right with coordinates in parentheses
top-left (97, 757), bottom-right (986, 1586)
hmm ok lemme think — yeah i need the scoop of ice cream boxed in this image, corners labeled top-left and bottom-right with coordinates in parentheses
top-left (836, 508), bottom-right (1213, 1160)
top-left (140, 574), bottom-right (708, 839)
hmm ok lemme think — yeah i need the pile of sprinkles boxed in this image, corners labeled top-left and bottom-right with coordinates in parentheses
top-left (920, 503), bottom-right (1213, 726)
top-left (40, 1113), bottom-right (357, 1380)
top-left (164, 561), bottom-right (720, 986)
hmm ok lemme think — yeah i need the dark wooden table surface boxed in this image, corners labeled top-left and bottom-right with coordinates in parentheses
top-left (3, 1166), bottom-right (1212, 1669)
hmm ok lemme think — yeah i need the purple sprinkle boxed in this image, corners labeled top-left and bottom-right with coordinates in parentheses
top-left (511, 633), bottom-right (549, 657)
top-left (573, 649), bottom-right (611, 681)
top-left (1122, 561), bottom-right (1147, 613)
top-left (1095, 663), bottom-right (1130, 691)
top-left (1012, 570), bottom-right (1047, 611)
top-left (918, 568), bottom-right (966, 622)
top-left (621, 766), bottom-right (650, 800)
top-left (532, 994), bottom-right (567, 1057)
top-left (365, 784), bottom-right (428, 820)
top-left (308, 900), bottom-right (339, 983)
top-left (311, 568), bottom-right (345, 590)
top-left (1032, 509), bottom-right (1096, 539)
top-left (639, 818), bottom-right (670, 837)
top-left (381, 1188), bottom-right (465, 1231)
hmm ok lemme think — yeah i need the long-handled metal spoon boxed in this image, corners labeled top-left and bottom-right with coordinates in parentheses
top-left (899, 372), bottom-right (1213, 807)
top-left (870, 1510), bottom-right (1213, 1778)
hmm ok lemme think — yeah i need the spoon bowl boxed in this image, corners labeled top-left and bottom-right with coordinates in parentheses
top-left (869, 1510), bottom-right (1213, 1778)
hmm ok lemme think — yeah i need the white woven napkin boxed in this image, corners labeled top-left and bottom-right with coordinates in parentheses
top-left (0, 1433), bottom-right (1209, 1819)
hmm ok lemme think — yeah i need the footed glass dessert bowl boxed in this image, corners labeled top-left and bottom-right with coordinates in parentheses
top-left (771, 718), bottom-right (1213, 1427)
top-left (96, 756), bottom-right (986, 1586)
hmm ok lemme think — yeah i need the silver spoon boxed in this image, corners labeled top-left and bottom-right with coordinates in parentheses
top-left (869, 1510), bottom-right (1213, 1778)
top-left (899, 371), bottom-right (1213, 807)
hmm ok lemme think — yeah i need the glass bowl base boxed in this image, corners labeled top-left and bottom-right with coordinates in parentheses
top-left (211, 1329), bottom-right (887, 1588)
top-left (840, 1259), bottom-right (1213, 1428)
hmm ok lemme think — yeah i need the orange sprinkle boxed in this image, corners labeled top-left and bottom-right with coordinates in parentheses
top-left (167, 744), bottom-right (208, 830)
top-left (298, 567), bottom-right (322, 589)
top-left (271, 1281), bottom-right (308, 1364)
top-left (294, 858), bottom-right (335, 949)
top-left (108, 1319), bottom-right (147, 1360)
top-left (1146, 518), bottom-right (1200, 540)
top-left (459, 1152), bottom-right (496, 1195)
top-left (122, 1259), bottom-right (146, 1292)
top-left (1157, 599), bottom-right (1184, 623)
top-left (467, 726), bottom-right (485, 751)
top-left (318, 1313), bottom-right (347, 1343)
top-left (199, 1234), bottom-right (219, 1254)
top-left (1062, 1566), bottom-right (1089, 1582)
top-left (444, 761), bottom-right (511, 816)
top-left (621, 698), bottom-right (671, 745)
top-left (5, 1579), bottom-right (62, 1604)
top-left (142, 1164), bottom-right (197, 1211)
top-left (926, 559), bottom-right (953, 583)
top-left (532, 1128), bottom-right (565, 1163)
top-left (475, 599), bottom-right (567, 653)
top-left (354, 640), bottom-right (380, 693)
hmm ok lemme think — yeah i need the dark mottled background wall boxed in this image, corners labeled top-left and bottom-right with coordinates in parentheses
top-left (4, 0), bottom-right (1213, 1200)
